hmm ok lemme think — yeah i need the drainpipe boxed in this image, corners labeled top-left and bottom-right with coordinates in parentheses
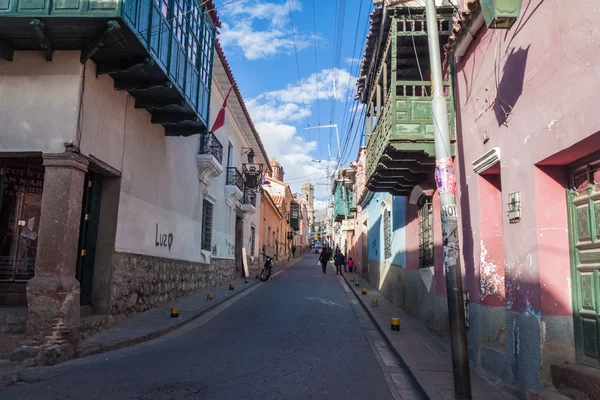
top-left (424, 1), bottom-right (472, 399)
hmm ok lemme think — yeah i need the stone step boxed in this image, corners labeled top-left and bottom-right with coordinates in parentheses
top-left (0, 306), bottom-right (27, 334)
top-left (527, 388), bottom-right (574, 400)
top-left (552, 363), bottom-right (600, 400)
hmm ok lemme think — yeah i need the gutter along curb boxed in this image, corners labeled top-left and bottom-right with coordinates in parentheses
top-left (341, 273), bottom-right (441, 400)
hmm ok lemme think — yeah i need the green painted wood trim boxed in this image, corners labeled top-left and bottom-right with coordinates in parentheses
top-left (566, 188), bottom-right (582, 361)
top-left (396, 80), bottom-right (451, 86)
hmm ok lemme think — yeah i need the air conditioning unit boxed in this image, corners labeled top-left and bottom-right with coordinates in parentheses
top-left (480, 0), bottom-right (522, 29)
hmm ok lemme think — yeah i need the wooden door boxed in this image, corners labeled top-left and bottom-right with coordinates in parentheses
top-left (569, 159), bottom-right (600, 367)
top-left (76, 172), bottom-right (103, 306)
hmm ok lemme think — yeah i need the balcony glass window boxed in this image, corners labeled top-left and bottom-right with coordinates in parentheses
top-left (154, 0), bottom-right (169, 18)
top-left (172, 0), bottom-right (186, 43)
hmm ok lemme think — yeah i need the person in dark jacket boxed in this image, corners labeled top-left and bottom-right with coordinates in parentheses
top-left (319, 246), bottom-right (330, 274)
top-left (334, 249), bottom-right (345, 275)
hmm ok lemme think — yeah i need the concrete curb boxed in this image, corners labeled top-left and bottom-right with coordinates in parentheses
top-left (0, 254), bottom-right (307, 387)
top-left (77, 253), bottom-right (307, 359)
top-left (340, 273), bottom-right (440, 400)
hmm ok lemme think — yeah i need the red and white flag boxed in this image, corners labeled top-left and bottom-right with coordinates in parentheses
top-left (211, 87), bottom-right (233, 132)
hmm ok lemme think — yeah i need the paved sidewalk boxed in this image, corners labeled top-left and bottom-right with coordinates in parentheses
top-left (341, 273), bottom-right (513, 400)
top-left (78, 254), bottom-right (306, 358)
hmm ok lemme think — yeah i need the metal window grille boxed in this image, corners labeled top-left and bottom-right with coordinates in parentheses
top-left (383, 209), bottom-right (392, 260)
top-left (226, 167), bottom-right (244, 191)
top-left (250, 227), bottom-right (256, 256)
top-left (418, 196), bottom-right (434, 269)
top-left (199, 132), bottom-right (223, 163)
top-left (201, 200), bottom-right (213, 251)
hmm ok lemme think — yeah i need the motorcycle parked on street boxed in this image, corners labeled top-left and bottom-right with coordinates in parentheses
top-left (260, 254), bottom-right (274, 281)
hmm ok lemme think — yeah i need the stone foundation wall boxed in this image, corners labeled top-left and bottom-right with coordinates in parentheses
top-left (109, 252), bottom-right (236, 319)
top-left (0, 307), bottom-right (27, 334)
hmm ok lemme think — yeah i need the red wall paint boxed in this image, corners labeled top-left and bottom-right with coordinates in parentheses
top-left (535, 166), bottom-right (572, 317)
top-left (478, 174), bottom-right (506, 307)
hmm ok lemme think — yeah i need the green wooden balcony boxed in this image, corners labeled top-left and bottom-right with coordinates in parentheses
top-left (0, 0), bottom-right (218, 136)
top-left (333, 183), bottom-right (353, 222)
top-left (366, 81), bottom-right (455, 196)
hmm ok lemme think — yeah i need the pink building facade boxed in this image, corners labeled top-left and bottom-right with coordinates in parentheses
top-left (450, 0), bottom-right (600, 393)
top-left (346, 0), bottom-right (600, 396)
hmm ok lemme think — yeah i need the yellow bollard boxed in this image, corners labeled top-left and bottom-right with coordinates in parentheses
top-left (355, 280), bottom-right (360, 287)
top-left (245, 277), bottom-right (249, 283)
top-left (350, 276), bottom-right (355, 281)
top-left (391, 318), bottom-right (400, 331)
top-left (372, 298), bottom-right (379, 308)
top-left (362, 288), bottom-right (367, 295)
top-left (229, 283), bottom-right (235, 290)
top-left (207, 293), bottom-right (214, 301)
top-left (171, 307), bottom-right (179, 318)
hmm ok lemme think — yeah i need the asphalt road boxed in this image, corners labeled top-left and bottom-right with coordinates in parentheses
top-left (1, 254), bottom-right (423, 400)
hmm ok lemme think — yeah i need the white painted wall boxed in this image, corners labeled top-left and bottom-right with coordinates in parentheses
top-left (0, 51), bottom-right (81, 153)
top-left (0, 51), bottom-right (264, 267)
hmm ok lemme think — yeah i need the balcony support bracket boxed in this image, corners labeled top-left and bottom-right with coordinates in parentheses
top-left (135, 99), bottom-right (185, 110)
top-left (197, 154), bottom-right (223, 186)
top-left (96, 57), bottom-right (154, 76)
top-left (81, 20), bottom-right (121, 63)
top-left (0, 40), bottom-right (13, 61)
top-left (151, 112), bottom-right (199, 124)
top-left (30, 19), bottom-right (53, 61)
top-left (114, 79), bottom-right (172, 92)
top-left (164, 125), bottom-right (206, 137)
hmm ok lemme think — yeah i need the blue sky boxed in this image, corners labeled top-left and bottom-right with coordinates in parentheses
top-left (217, 0), bottom-right (372, 210)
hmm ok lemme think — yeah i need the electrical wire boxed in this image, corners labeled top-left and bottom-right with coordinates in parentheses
top-left (287, 0), bottom-right (310, 129)
top-left (311, 0), bottom-right (321, 127)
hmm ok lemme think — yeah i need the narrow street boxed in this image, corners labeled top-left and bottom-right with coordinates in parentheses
top-left (1, 254), bottom-right (423, 400)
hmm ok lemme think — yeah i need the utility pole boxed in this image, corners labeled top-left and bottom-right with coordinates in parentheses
top-left (424, 1), bottom-right (472, 399)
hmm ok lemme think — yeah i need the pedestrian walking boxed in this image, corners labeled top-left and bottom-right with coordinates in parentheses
top-left (292, 245), bottom-right (297, 258)
top-left (319, 246), bottom-right (330, 274)
top-left (334, 248), bottom-right (344, 275)
top-left (348, 257), bottom-right (355, 273)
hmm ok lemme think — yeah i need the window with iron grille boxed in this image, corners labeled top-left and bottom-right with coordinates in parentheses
top-left (418, 196), bottom-right (434, 269)
top-left (250, 227), bottom-right (256, 256)
top-left (201, 200), bottom-right (214, 251)
top-left (383, 209), bottom-right (391, 260)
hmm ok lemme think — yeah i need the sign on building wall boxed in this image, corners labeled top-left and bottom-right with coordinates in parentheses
top-left (290, 202), bottom-right (300, 231)
top-left (342, 219), bottom-right (355, 231)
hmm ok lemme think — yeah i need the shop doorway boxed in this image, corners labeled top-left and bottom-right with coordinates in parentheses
top-left (0, 159), bottom-right (44, 283)
top-left (235, 209), bottom-right (243, 275)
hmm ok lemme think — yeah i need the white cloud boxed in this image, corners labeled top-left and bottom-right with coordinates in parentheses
top-left (246, 67), bottom-right (357, 197)
top-left (263, 68), bottom-right (356, 104)
top-left (344, 57), bottom-right (360, 65)
top-left (219, 0), bottom-right (311, 60)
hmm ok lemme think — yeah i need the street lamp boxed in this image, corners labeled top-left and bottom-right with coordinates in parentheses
top-left (242, 148), bottom-right (264, 190)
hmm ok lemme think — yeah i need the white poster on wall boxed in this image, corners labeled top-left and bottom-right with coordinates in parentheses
top-left (242, 247), bottom-right (249, 278)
